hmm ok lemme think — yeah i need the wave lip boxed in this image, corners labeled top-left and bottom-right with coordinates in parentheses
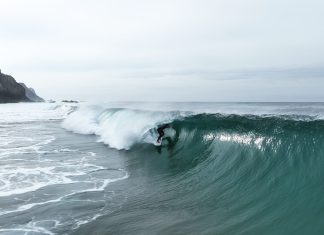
top-left (62, 107), bottom-right (186, 150)
top-left (62, 104), bottom-right (324, 150)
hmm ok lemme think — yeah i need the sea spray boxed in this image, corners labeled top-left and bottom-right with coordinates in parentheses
top-left (62, 106), bottom-right (187, 149)
top-left (62, 104), bottom-right (324, 151)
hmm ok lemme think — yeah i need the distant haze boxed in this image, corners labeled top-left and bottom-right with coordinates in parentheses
top-left (1, 0), bottom-right (324, 102)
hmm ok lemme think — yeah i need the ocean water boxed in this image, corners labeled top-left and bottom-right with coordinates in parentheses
top-left (1, 102), bottom-right (324, 235)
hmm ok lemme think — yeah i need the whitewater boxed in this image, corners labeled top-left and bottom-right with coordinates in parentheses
top-left (1, 102), bottom-right (324, 235)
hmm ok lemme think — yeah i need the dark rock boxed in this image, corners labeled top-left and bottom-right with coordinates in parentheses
top-left (0, 71), bottom-right (29, 103)
top-left (20, 83), bottom-right (44, 102)
top-left (62, 100), bottom-right (79, 103)
top-left (0, 70), bottom-right (44, 103)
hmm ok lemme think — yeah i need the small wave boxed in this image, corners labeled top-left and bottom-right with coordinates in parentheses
top-left (0, 103), bottom-right (77, 124)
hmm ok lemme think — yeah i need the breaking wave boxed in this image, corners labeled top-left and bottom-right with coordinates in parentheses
top-left (62, 105), bottom-right (324, 151)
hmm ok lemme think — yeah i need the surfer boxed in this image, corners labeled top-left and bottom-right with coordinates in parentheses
top-left (157, 124), bottom-right (170, 143)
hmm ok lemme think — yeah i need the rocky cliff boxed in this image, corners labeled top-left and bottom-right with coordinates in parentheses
top-left (20, 83), bottom-right (45, 102)
top-left (0, 69), bottom-right (44, 103)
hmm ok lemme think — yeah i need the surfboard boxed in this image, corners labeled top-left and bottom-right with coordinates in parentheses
top-left (154, 138), bottom-right (168, 147)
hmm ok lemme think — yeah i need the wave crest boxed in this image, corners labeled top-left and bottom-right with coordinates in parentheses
top-left (62, 107), bottom-right (185, 150)
top-left (62, 106), bottom-right (324, 151)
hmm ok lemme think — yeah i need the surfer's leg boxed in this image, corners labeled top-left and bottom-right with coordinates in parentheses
top-left (157, 129), bottom-right (164, 142)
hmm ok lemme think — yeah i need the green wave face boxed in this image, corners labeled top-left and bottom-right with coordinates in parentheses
top-left (168, 114), bottom-right (324, 166)
top-left (59, 103), bottom-right (324, 234)
top-left (130, 114), bottom-right (324, 234)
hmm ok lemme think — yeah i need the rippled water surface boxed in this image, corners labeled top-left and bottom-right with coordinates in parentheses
top-left (1, 103), bottom-right (324, 235)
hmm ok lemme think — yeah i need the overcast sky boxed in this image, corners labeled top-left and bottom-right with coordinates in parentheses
top-left (1, 0), bottom-right (324, 102)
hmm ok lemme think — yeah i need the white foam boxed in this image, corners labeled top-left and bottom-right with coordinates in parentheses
top-left (0, 221), bottom-right (56, 235)
top-left (63, 107), bottom-right (184, 150)
top-left (0, 103), bottom-right (129, 234)
top-left (0, 103), bottom-right (77, 124)
top-left (0, 166), bottom-right (73, 197)
top-left (0, 135), bottom-right (56, 158)
top-left (0, 169), bottom-right (128, 216)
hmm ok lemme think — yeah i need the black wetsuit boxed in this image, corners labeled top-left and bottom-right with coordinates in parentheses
top-left (157, 124), bottom-right (169, 142)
